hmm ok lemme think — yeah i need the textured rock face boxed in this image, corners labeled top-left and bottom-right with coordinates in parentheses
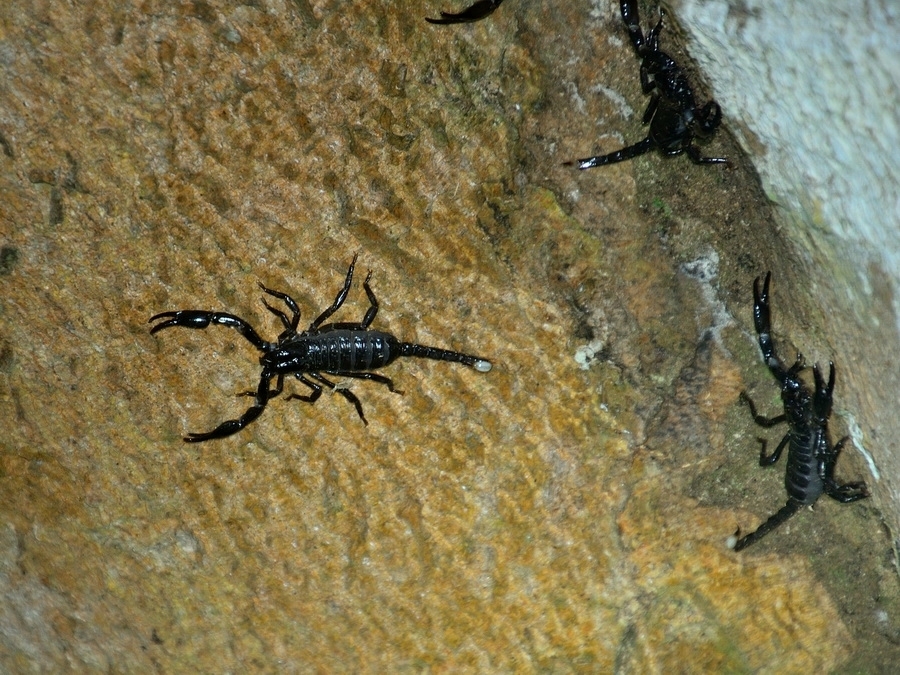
top-left (0, 0), bottom-right (895, 671)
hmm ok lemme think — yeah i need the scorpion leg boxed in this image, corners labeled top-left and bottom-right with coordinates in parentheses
top-left (285, 374), bottom-right (323, 404)
top-left (823, 437), bottom-right (870, 503)
top-left (326, 370), bottom-right (404, 395)
top-left (733, 499), bottom-right (803, 551)
top-left (425, 0), bottom-right (504, 24)
top-left (739, 391), bottom-right (787, 428)
top-left (686, 144), bottom-right (728, 165)
top-left (183, 371), bottom-right (273, 442)
top-left (360, 271), bottom-right (378, 328)
top-left (641, 94), bottom-right (660, 124)
top-left (825, 479), bottom-right (869, 503)
top-left (288, 373), bottom-right (370, 425)
top-left (739, 392), bottom-right (788, 465)
top-left (309, 255), bottom-right (358, 330)
top-left (149, 310), bottom-right (269, 350)
top-left (258, 283), bottom-right (301, 333)
top-left (564, 137), bottom-right (655, 170)
top-left (757, 434), bottom-right (789, 467)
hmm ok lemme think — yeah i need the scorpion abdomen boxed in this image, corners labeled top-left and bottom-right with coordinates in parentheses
top-left (266, 329), bottom-right (401, 374)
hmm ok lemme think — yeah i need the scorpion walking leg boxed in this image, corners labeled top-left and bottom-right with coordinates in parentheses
top-left (739, 391), bottom-right (787, 428)
top-left (739, 391), bottom-right (790, 465)
top-left (733, 499), bottom-right (803, 551)
top-left (360, 271), bottom-right (378, 328)
top-left (310, 255), bottom-right (358, 329)
top-left (686, 144), bottom-right (729, 165)
top-left (288, 373), bottom-right (370, 425)
top-left (184, 371), bottom-right (273, 442)
top-left (327, 370), bottom-right (403, 394)
top-left (823, 437), bottom-right (870, 503)
top-left (149, 311), bottom-right (269, 350)
top-left (258, 283), bottom-right (301, 333)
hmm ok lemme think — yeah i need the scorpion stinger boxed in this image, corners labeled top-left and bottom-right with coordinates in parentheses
top-left (732, 273), bottom-right (869, 551)
top-left (149, 258), bottom-right (492, 442)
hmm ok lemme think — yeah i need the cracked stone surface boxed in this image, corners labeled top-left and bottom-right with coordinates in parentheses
top-left (0, 0), bottom-right (896, 671)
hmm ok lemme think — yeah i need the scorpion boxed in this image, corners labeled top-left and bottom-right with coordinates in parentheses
top-left (567, 0), bottom-right (725, 169)
top-left (426, 0), bottom-right (505, 24)
top-left (149, 256), bottom-right (492, 442)
top-left (733, 273), bottom-right (868, 551)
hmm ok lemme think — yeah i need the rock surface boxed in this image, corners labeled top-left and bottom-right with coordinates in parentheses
top-left (0, 0), bottom-right (895, 671)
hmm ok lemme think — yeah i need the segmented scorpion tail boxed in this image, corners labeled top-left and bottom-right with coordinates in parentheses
top-left (425, 0), bottom-right (503, 24)
top-left (566, 137), bottom-right (655, 170)
top-left (733, 499), bottom-right (802, 551)
top-left (398, 343), bottom-right (492, 372)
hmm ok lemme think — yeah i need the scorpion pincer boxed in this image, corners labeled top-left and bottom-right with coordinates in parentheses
top-left (149, 256), bottom-right (492, 442)
top-left (567, 0), bottom-right (725, 169)
top-left (733, 273), bottom-right (869, 551)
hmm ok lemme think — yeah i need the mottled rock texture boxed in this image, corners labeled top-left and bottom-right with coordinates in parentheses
top-left (0, 0), bottom-right (895, 671)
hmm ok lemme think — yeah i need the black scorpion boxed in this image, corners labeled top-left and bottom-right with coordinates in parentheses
top-left (149, 256), bottom-right (492, 442)
top-left (567, 0), bottom-right (725, 169)
top-left (426, 0), bottom-right (504, 24)
top-left (733, 273), bottom-right (868, 551)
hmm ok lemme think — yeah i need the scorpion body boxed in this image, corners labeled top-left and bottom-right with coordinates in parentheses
top-left (568, 0), bottom-right (725, 169)
top-left (150, 256), bottom-right (491, 442)
top-left (425, 0), bottom-right (504, 24)
top-left (734, 273), bottom-right (868, 551)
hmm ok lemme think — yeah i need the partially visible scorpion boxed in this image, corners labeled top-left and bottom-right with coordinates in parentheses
top-left (149, 256), bottom-right (492, 442)
top-left (426, 0), bottom-right (504, 24)
top-left (733, 273), bottom-right (868, 551)
top-left (567, 0), bottom-right (725, 169)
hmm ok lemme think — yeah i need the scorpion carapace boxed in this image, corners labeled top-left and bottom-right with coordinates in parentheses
top-left (566, 0), bottom-right (725, 169)
top-left (733, 273), bottom-right (868, 551)
top-left (425, 0), bottom-right (504, 24)
top-left (149, 256), bottom-right (492, 442)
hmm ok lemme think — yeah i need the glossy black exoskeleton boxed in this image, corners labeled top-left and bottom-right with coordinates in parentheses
top-left (733, 273), bottom-right (868, 551)
top-left (425, 0), bottom-right (504, 24)
top-left (150, 256), bottom-right (492, 442)
top-left (567, 0), bottom-right (725, 169)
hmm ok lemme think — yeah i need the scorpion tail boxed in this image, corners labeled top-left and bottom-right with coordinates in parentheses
top-left (733, 499), bottom-right (802, 551)
top-left (398, 342), bottom-right (492, 372)
top-left (425, 0), bottom-right (503, 24)
top-left (565, 138), bottom-right (655, 170)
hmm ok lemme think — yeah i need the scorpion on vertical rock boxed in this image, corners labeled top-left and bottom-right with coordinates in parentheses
top-left (425, 0), bottom-right (505, 24)
top-left (566, 0), bottom-right (726, 169)
top-left (733, 273), bottom-right (869, 551)
top-left (149, 256), bottom-right (492, 442)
